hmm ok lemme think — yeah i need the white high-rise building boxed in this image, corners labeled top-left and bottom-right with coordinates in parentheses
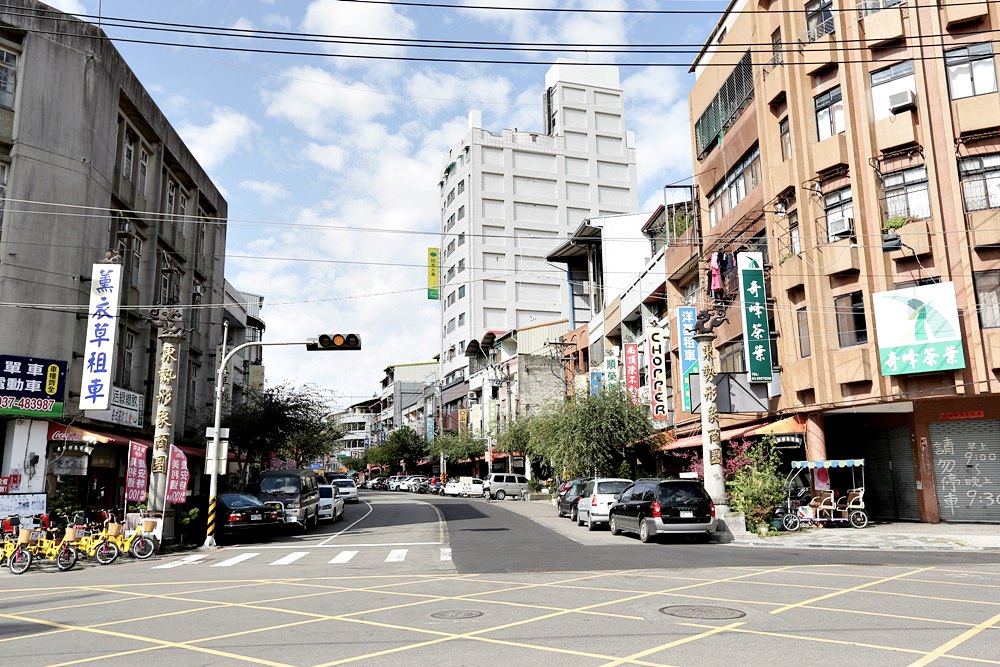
top-left (437, 62), bottom-right (638, 385)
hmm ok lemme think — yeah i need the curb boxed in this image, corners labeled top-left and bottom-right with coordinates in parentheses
top-left (727, 539), bottom-right (1000, 553)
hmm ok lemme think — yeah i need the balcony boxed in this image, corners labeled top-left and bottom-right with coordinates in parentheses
top-left (762, 54), bottom-right (787, 105)
top-left (768, 159), bottom-right (795, 194)
top-left (968, 207), bottom-right (1000, 247)
top-left (954, 92), bottom-right (1000, 134)
top-left (833, 346), bottom-right (872, 385)
top-left (821, 237), bottom-right (860, 276)
top-left (941, 0), bottom-right (989, 28)
top-left (800, 17), bottom-right (838, 75)
top-left (875, 110), bottom-right (919, 151)
top-left (859, 1), bottom-right (905, 48)
top-left (887, 218), bottom-right (932, 258)
top-left (812, 133), bottom-right (850, 173)
top-left (775, 253), bottom-right (805, 293)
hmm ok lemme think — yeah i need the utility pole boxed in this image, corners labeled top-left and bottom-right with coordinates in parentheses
top-left (148, 307), bottom-right (185, 511)
top-left (692, 302), bottom-right (729, 515)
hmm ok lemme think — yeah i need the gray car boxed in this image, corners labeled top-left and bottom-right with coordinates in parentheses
top-left (483, 473), bottom-right (529, 500)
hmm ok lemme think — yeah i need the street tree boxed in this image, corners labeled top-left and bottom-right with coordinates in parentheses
top-left (387, 426), bottom-right (428, 471)
top-left (365, 441), bottom-right (401, 473)
top-left (429, 431), bottom-right (486, 475)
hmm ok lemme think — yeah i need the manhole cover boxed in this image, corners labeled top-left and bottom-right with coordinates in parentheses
top-left (659, 605), bottom-right (746, 620)
top-left (431, 610), bottom-right (484, 620)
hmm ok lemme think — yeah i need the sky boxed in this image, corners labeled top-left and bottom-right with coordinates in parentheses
top-left (46, 0), bottom-right (725, 409)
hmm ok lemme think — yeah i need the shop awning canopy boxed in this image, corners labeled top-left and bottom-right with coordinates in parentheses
top-left (659, 414), bottom-right (808, 452)
top-left (47, 423), bottom-right (210, 458)
top-left (791, 459), bottom-right (865, 469)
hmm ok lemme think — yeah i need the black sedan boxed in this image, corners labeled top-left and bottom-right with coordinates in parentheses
top-left (217, 493), bottom-right (282, 544)
top-left (556, 479), bottom-right (589, 522)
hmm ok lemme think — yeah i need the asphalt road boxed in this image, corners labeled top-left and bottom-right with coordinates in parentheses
top-left (2, 490), bottom-right (998, 667)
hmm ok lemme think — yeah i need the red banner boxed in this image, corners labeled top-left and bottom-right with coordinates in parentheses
top-left (0, 476), bottom-right (9, 495)
top-left (125, 441), bottom-right (148, 502)
top-left (166, 444), bottom-right (190, 504)
top-left (624, 343), bottom-right (640, 404)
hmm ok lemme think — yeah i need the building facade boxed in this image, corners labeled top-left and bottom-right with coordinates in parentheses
top-left (332, 398), bottom-right (379, 461)
top-left (0, 2), bottom-right (228, 511)
top-left (437, 61), bottom-right (639, 393)
top-left (679, 0), bottom-right (1000, 522)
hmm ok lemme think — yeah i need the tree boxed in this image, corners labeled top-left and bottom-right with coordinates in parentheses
top-left (429, 431), bottom-right (486, 472)
top-left (340, 456), bottom-right (366, 472)
top-left (375, 426), bottom-right (427, 472)
top-left (365, 440), bottom-right (402, 473)
top-left (726, 437), bottom-right (785, 533)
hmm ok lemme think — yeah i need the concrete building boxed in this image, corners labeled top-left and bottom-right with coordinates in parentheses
top-left (221, 281), bottom-right (266, 409)
top-left (0, 2), bottom-right (228, 510)
top-left (676, 0), bottom-right (1000, 523)
top-left (373, 361), bottom-right (438, 443)
top-left (332, 398), bottom-right (379, 461)
top-left (437, 61), bottom-right (639, 395)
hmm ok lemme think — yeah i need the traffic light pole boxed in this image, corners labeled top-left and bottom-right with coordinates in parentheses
top-left (202, 338), bottom-right (309, 548)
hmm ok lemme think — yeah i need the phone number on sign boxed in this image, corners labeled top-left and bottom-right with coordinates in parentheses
top-left (0, 396), bottom-right (56, 411)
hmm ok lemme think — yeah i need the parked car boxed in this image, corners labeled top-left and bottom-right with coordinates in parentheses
top-left (251, 469), bottom-right (322, 530)
top-left (332, 478), bottom-right (360, 503)
top-left (318, 484), bottom-right (345, 523)
top-left (576, 478), bottom-right (632, 530)
top-left (216, 493), bottom-right (282, 544)
top-left (557, 479), bottom-right (589, 521)
top-left (371, 477), bottom-right (389, 491)
top-left (483, 473), bottom-right (529, 500)
top-left (608, 479), bottom-right (717, 543)
top-left (388, 476), bottom-right (406, 491)
top-left (399, 475), bottom-right (427, 492)
top-left (443, 477), bottom-right (485, 497)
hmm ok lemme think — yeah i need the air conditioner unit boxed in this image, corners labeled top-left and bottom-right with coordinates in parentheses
top-left (467, 392), bottom-right (478, 402)
top-left (828, 217), bottom-right (853, 240)
top-left (888, 90), bottom-right (917, 115)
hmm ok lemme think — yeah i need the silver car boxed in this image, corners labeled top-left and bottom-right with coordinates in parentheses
top-left (332, 478), bottom-right (360, 503)
top-left (576, 478), bottom-right (632, 530)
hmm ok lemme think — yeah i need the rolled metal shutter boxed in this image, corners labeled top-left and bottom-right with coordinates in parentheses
top-left (888, 426), bottom-right (920, 521)
top-left (864, 435), bottom-right (897, 520)
top-left (928, 419), bottom-right (1000, 523)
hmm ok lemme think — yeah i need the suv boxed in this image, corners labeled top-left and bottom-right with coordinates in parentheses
top-left (608, 478), bottom-right (716, 543)
top-left (251, 469), bottom-right (322, 530)
top-left (576, 478), bottom-right (632, 530)
top-left (483, 473), bottom-right (529, 500)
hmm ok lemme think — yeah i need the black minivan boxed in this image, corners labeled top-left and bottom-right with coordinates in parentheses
top-left (608, 478), bottom-right (717, 543)
top-left (251, 469), bottom-right (322, 531)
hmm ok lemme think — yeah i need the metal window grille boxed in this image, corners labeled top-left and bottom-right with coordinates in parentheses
top-left (695, 51), bottom-right (754, 160)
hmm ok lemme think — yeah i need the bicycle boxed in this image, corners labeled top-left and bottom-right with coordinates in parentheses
top-left (1, 515), bottom-right (32, 575)
top-left (66, 513), bottom-right (120, 565)
top-left (22, 518), bottom-right (77, 571)
top-left (106, 511), bottom-right (158, 560)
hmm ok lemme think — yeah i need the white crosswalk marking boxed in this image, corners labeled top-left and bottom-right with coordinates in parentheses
top-left (385, 549), bottom-right (408, 563)
top-left (153, 554), bottom-right (205, 569)
top-left (212, 553), bottom-right (259, 568)
top-left (329, 550), bottom-right (358, 564)
top-left (271, 551), bottom-right (309, 565)
top-left (440, 548), bottom-right (452, 561)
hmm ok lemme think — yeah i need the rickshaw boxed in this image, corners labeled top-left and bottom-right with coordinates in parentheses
top-left (778, 459), bottom-right (869, 531)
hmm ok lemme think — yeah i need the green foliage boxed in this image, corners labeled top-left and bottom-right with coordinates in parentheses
top-left (367, 426), bottom-right (428, 472)
top-left (884, 215), bottom-right (910, 231)
top-left (429, 431), bottom-right (485, 462)
top-left (615, 459), bottom-right (632, 480)
top-left (340, 456), bottom-right (366, 472)
top-left (725, 437), bottom-right (785, 533)
top-left (495, 415), bottom-right (534, 455)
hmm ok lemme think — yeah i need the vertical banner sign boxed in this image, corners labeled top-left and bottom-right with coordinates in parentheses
top-left (458, 408), bottom-right (468, 434)
top-left (737, 252), bottom-right (773, 383)
top-left (165, 444), bottom-right (190, 504)
top-left (80, 264), bottom-right (123, 410)
top-left (125, 441), bottom-right (149, 502)
top-left (589, 370), bottom-right (604, 395)
top-left (624, 343), bottom-right (640, 404)
top-left (427, 248), bottom-right (440, 300)
top-left (873, 281), bottom-right (967, 376)
top-left (647, 328), bottom-right (670, 421)
top-left (676, 307), bottom-right (700, 412)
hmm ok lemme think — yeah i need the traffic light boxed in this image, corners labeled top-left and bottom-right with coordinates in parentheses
top-left (306, 333), bottom-right (361, 351)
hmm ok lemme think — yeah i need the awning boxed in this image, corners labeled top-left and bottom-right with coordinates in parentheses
top-left (47, 423), bottom-right (209, 458)
top-left (660, 415), bottom-right (809, 452)
top-left (749, 415), bottom-right (807, 436)
top-left (659, 423), bottom-right (760, 451)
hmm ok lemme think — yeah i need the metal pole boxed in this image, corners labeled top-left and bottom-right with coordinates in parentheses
top-left (201, 337), bottom-right (309, 549)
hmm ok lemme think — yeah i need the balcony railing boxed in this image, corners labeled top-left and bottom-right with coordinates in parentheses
top-left (803, 15), bottom-right (836, 43)
top-left (858, 0), bottom-right (903, 18)
top-left (762, 50), bottom-right (785, 77)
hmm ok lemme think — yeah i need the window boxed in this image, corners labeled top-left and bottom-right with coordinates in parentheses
top-left (446, 213), bottom-right (456, 230)
top-left (458, 285), bottom-right (466, 299)
top-left (883, 166), bottom-right (930, 221)
top-left (834, 291), bottom-right (868, 347)
top-left (805, 0), bottom-right (835, 42)
top-left (974, 271), bottom-right (1000, 328)
top-left (0, 48), bottom-right (17, 108)
top-left (946, 43), bottom-right (997, 100)
top-left (706, 145), bottom-right (760, 227)
top-left (779, 118), bottom-right (791, 161)
top-left (787, 211), bottom-right (801, 255)
top-left (959, 153), bottom-right (1000, 211)
top-left (447, 318), bottom-right (456, 333)
top-left (447, 266), bottom-right (456, 282)
top-left (446, 291), bottom-right (455, 306)
top-left (179, 193), bottom-right (188, 222)
top-left (458, 313), bottom-right (466, 326)
top-left (122, 331), bottom-right (135, 386)
top-left (458, 258), bottom-right (466, 272)
top-left (198, 221), bottom-right (207, 257)
top-left (189, 363), bottom-right (199, 409)
top-left (123, 134), bottom-right (135, 181)
top-left (166, 180), bottom-right (176, 214)
top-left (797, 308), bottom-right (811, 358)
top-left (815, 86), bottom-right (844, 141)
top-left (447, 189), bottom-right (456, 204)
top-left (457, 179), bottom-right (465, 194)
top-left (138, 149), bottom-right (149, 196)
top-left (870, 61), bottom-right (915, 121)
top-left (446, 239), bottom-right (456, 256)
top-left (458, 232), bottom-right (466, 246)
top-left (130, 236), bottom-right (142, 286)
top-left (0, 162), bottom-right (8, 225)
top-left (160, 272), bottom-right (171, 304)
top-left (718, 339), bottom-right (745, 373)
top-left (770, 29), bottom-right (783, 67)
top-left (458, 205), bottom-right (466, 220)
top-left (824, 187), bottom-right (854, 242)
top-left (694, 51), bottom-right (754, 159)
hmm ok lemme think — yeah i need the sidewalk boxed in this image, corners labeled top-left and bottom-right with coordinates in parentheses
top-left (500, 497), bottom-right (1000, 553)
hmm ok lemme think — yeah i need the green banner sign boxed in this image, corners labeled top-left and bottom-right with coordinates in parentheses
top-left (737, 252), bottom-right (772, 383)
top-left (873, 281), bottom-right (966, 376)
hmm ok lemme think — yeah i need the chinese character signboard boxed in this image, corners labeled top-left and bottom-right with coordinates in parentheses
top-left (458, 408), bottom-right (468, 434)
top-left (737, 252), bottom-right (773, 383)
top-left (80, 264), bottom-right (123, 410)
top-left (0, 477), bottom-right (8, 494)
top-left (589, 370), bottom-right (604, 395)
top-left (86, 386), bottom-right (145, 427)
top-left (647, 328), bottom-right (670, 420)
top-left (427, 247), bottom-right (440, 300)
top-left (676, 307), bottom-right (699, 412)
top-left (624, 343), bottom-right (639, 403)
top-left (125, 441), bottom-right (149, 503)
top-left (873, 281), bottom-right (966, 376)
top-left (165, 444), bottom-right (190, 504)
top-left (605, 357), bottom-right (620, 386)
top-left (0, 355), bottom-right (67, 418)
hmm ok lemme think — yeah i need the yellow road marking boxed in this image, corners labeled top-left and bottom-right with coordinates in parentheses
top-left (599, 622), bottom-right (743, 667)
top-left (770, 566), bottom-right (938, 615)
top-left (864, 589), bottom-right (1000, 607)
top-left (808, 604), bottom-right (980, 628)
top-left (908, 610), bottom-right (1000, 667)
top-left (908, 577), bottom-right (1000, 590)
top-left (683, 622), bottom-right (929, 657)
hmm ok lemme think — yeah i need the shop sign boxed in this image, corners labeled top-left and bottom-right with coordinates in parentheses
top-left (165, 444), bottom-right (190, 504)
top-left (458, 409), bottom-right (468, 434)
top-left (647, 328), bottom-right (670, 420)
top-left (52, 456), bottom-right (89, 476)
top-left (0, 355), bottom-right (67, 418)
top-left (604, 357), bottom-right (620, 386)
top-left (427, 247), bottom-right (440, 300)
top-left (0, 477), bottom-right (8, 494)
top-left (589, 370), bottom-right (604, 395)
top-left (737, 253), bottom-right (773, 383)
top-left (86, 386), bottom-right (145, 427)
top-left (624, 343), bottom-right (640, 404)
top-left (80, 264), bottom-right (123, 410)
top-left (676, 307), bottom-right (699, 412)
top-left (940, 411), bottom-right (985, 421)
top-left (125, 441), bottom-right (148, 503)
top-left (873, 281), bottom-right (966, 377)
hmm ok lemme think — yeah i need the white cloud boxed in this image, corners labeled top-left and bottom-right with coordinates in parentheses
top-left (230, 17), bottom-right (255, 32)
top-left (301, 0), bottom-right (416, 63)
top-left (240, 180), bottom-right (290, 203)
top-left (304, 142), bottom-right (347, 171)
top-left (404, 71), bottom-right (514, 116)
top-left (178, 108), bottom-right (258, 171)
top-left (262, 13), bottom-right (292, 29)
top-left (622, 67), bottom-right (693, 195)
top-left (45, 0), bottom-right (85, 15)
